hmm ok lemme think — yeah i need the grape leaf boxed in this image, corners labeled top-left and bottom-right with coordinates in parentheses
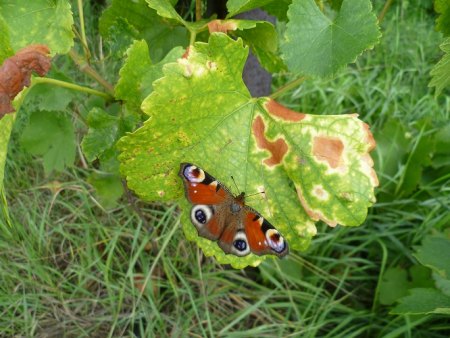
top-left (391, 288), bottom-right (450, 315)
top-left (99, 0), bottom-right (188, 62)
top-left (208, 19), bottom-right (285, 73)
top-left (281, 0), bottom-right (380, 77)
top-left (115, 40), bottom-right (184, 113)
top-left (118, 34), bottom-right (377, 267)
top-left (435, 0), bottom-right (450, 37)
top-left (20, 111), bottom-right (76, 174)
top-left (429, 38), bottom-right (450, 97)
top-left (0, 114), bottom-right (14, 191)
top-left (226, 0), bottom-right (275, 17)
top-left (0, 0), bottom-right (74, 54)
top-left (414, 236), bottom-right (450, 279)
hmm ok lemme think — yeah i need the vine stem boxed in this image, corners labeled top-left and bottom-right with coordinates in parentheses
top-left (33, 77), bottom-right (113, 100)
top-left (69, 49), bottom-right (115, 95)
top-left (378, 0), bottom-right (394, 24)
top-left (270, 76), bottom-right (306, 100)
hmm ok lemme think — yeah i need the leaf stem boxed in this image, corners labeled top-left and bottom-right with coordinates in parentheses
top-left (32, 77), bottom-right (113, 100)
top-left (378, 0), bottom-right (394, 24)
top-left (189, 30), bottom-right (197, 45)
top-left (270, 76), bottom-right (306, 99)
top-left (76, 0), bottom-right (91, 61)
top-left (69, 49), bottom-right (115, 95)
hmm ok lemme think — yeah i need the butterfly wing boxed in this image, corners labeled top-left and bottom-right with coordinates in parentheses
top-left (179, 163), bottom-right (229, 240)
top-left (216, 208), bottom-right (289, 258)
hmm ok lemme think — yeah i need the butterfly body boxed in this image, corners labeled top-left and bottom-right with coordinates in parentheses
top-left (179, 163), bottom-right (289, 257)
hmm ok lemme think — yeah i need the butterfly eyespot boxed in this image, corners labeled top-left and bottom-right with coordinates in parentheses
top-left (266, 229), bottom-right (286, 253)
top-left (190, 205), bottom-right (212, 228)
top-left (233, 239), bottom-right (247, 251)
top-left (183, 165), bottom-right (205, 183)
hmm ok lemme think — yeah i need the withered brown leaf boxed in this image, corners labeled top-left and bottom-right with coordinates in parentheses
top-left (0, 44), bottom-right (51, 118)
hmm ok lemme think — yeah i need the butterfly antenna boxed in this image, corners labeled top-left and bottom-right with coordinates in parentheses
top-left (230, 175), bottom-right (240, 194)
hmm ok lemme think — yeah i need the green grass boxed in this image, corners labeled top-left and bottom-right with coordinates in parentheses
top-left (1, 1), bottom-right (450, 337)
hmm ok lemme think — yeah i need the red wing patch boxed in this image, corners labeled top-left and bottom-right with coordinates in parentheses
top-left (243, 212), bottom-right (268, 255)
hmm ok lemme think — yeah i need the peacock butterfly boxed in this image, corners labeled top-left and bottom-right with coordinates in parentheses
top-left (178, 163), bottom-right (289, 257)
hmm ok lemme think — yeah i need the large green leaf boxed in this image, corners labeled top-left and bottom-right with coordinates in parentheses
top-left (0, 0), bottom-right (74, 54)
top-left (429, 38), bottom-right (450, 97)
top-left (118, 34), bottom-right (377, 267)
top-left (99, 0), bottom-right (188, 62)
top-left (115, 40), bottom-right (184, 114)
top-left (281, 0), bottom-right (380, 77)
top-left (20, 111), bottom-right (76, 174)
top-left (435, 0), bottom-right (450, 37)
top-left (146, 0), bottom-right (185, 25)
top-left (391, 288), bottom-right (450, 315)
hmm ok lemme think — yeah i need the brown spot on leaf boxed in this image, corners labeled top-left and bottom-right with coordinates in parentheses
top-left (312, 136), bottom-right (344, 168)
top-left (252, 115), bottom-right (288, 166)
top-left (0, 45), bottom-right (51, 118)
top-left (207, 20), bottom-right (237, 33)
top-left (265, 99), bottom-right (305, 122)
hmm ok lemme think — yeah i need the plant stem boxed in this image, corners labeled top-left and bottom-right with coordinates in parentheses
top-left (195, 0), bottom-right (202, 21)
top-left (270, 76), bottom-right (306, 100)
top-left (69, 49), bottom-right (115, 95)
top-left (33, 77), bottom-right (113, 100)
top-left (189, 30), bottom-right (197, 45)
top-left (378, 0), bottom-right (394, 24)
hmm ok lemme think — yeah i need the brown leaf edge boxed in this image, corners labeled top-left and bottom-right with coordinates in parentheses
top-left (0, 44), bottom-right (51, 119)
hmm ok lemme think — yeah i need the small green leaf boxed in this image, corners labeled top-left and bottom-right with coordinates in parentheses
top-left (435, 0), bottom-right (450, 36)
top-left (118, 34), bottom-right (377, 266)
top-left (146, 0), bottom-right (185, 25)
top-left (0, 114), bottom-right (14, 190)
top-left (99, 0), bottom-right (188, 62)
top-left (429, 38), bottom-right (450, 97)
top-left (281, 0), bottom-right (380, 77)
top-left (262, 0), bottom-right (292, 21)
top-left (433, 271), bottom-right (450, 297)
top-left (20, 111), bottom-right (76, 174)
top-left (88, 172), bottom-right (124, 209)
top-left (226, 0), bottom-right (275, 17)
top-left (81, 108), bottom-right (135, 163)
top-left (0, 0), bottom-right (74, 54)
top-left (115, 40), bottom-right (184, 113)
top-left (391, 288), bottom-right (450, 315)
top-left (230, 20), bottom-right (286, 72)
top-left (379, 267), bottom-right (409, 306)
top-left (414, 236), bottom-right (450, 279)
